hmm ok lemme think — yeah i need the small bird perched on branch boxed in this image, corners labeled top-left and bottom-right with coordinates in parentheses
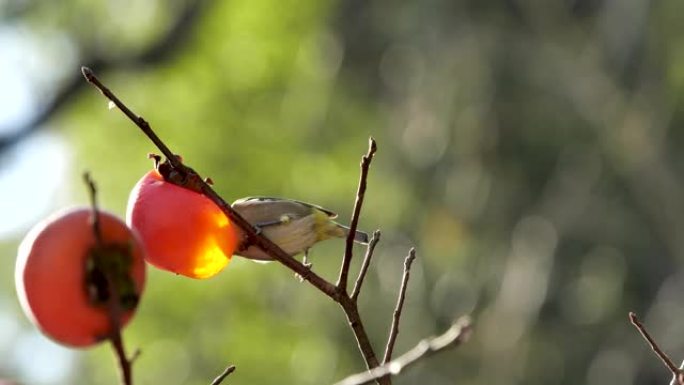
top-left (231, 197), bottom-right (369, 261)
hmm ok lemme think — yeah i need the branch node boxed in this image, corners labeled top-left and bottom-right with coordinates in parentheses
top-left (335, 316), bottom-right (473, 385)
top-left (368, 137), bottom-right (377, 156)
top-left (211, 364), bottom-right (236, 385)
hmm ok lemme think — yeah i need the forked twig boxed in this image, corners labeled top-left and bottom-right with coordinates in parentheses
top-left (81, 67), bottom-right (472, 385)
top-left (334, 317), bottom-right (473, 385)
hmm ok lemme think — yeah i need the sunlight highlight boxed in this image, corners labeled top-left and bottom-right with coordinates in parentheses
top-left (191, 236), bottom-right (230, 279)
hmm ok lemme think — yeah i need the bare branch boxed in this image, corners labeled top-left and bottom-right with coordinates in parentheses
top-left (337, 137), bottom-right (377, 291)
top-left (629, 312), bottom-right (683, 384)
top-left (81, 67), bottom-right (339, 300)
top-left (338, 295), bottom-right (384, 378)
top-left (210, 364), bottom-right (236, 385)
top-left (334, 316), bottom-right (473, 385)
top-left (81, 68), bottom-right (391, 380)
top-left (80, 67), bottom-right (182, 170)
top-left (351, 230), bottom-right (381, 302)
top-left (383, 248), bottom-right (416, 364)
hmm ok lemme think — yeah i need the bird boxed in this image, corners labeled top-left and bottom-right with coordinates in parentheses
top-left (231, 197), bottom-right (369, 261)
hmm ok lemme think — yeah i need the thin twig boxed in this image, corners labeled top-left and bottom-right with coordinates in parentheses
top-left (109, 324), bottom-right (133, 385)
top-left (383, 249), bottom-right (416, 364)
top-left (83, 172), bottom-right (103, 245)
top-left (80, 68), bottom-right (385, 378)
top-left (80, 67), bottom-right (182, 170)
top-left (351, 230), bottom-right (381, 302)
top-left (130, 349), bottom-right (142, 363)
top-left (82, 173), bottom-right (133, 385)
top-left (629, 312), bottom-right (683, 383)
top-left (334, 316), bottom-right (473, 385)
top-left (210, 364), bottom-right (236, 385)
top-left (337, 138), bottom-right (377, 291)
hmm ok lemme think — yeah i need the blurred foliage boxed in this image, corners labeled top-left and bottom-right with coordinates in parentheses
top-left (4, 0), bottom-right (684, 384)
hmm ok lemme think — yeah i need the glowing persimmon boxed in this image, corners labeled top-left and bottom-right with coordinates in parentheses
top-left (126, 170), bottom-right (237, 279)
top-left (15, 208), bottom-right (146, 347)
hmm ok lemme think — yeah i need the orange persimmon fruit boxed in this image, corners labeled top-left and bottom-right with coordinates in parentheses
top-left (126, 169), bottom-right (237, 279)
top-left (15, 208), bottom-right (146, 347)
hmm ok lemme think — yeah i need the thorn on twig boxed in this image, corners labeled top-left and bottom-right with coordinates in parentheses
top-left (211, 364), bottom-right (236, 385)
top-left (351, 230), bottom-right (381, 302)
top-left (629, 312), bottom-right (683, 384)
top-left (383, 248), bottom-right (416, 364)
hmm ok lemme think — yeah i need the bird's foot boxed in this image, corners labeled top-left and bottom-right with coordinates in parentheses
top-left (295, 251), bottom-right (313, 282)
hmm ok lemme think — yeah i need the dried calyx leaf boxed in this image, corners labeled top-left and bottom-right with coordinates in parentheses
top-left (148, 153), bottom-right (206, 193)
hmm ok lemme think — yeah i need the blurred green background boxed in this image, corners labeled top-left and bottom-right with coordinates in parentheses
top-left (2, 0), bottom-right (684, 384)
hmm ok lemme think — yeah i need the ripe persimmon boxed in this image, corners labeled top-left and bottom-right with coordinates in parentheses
top-left (15, 208), bottom-right (146, 347)
top-left (126, 169), bottom-right (237, 279)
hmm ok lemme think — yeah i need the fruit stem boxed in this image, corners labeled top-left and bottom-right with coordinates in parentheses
top-left (108, 289), bottom-right (133, 385)
top-left (83, 172), bottom-right (104, 245)
top-left (82, 172), bottom-right (135, 385)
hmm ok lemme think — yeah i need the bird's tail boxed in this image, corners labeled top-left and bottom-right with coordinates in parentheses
top-left (313, 209), bottom-right (370, 244)
top-left (335, 224), bottom-right (370, 244)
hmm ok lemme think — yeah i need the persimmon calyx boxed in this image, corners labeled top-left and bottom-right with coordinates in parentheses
top-left (147, 153), bottom-right (207, 194)
top-left (84, 242), bottom-right (140, 311)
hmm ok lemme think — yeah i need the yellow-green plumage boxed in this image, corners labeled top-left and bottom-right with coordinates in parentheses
top-left (231, 197), bottom-right (368, 261)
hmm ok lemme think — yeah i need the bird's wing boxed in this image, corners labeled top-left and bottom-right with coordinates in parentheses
top-left (232, 196), bottom-right (338, 218)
